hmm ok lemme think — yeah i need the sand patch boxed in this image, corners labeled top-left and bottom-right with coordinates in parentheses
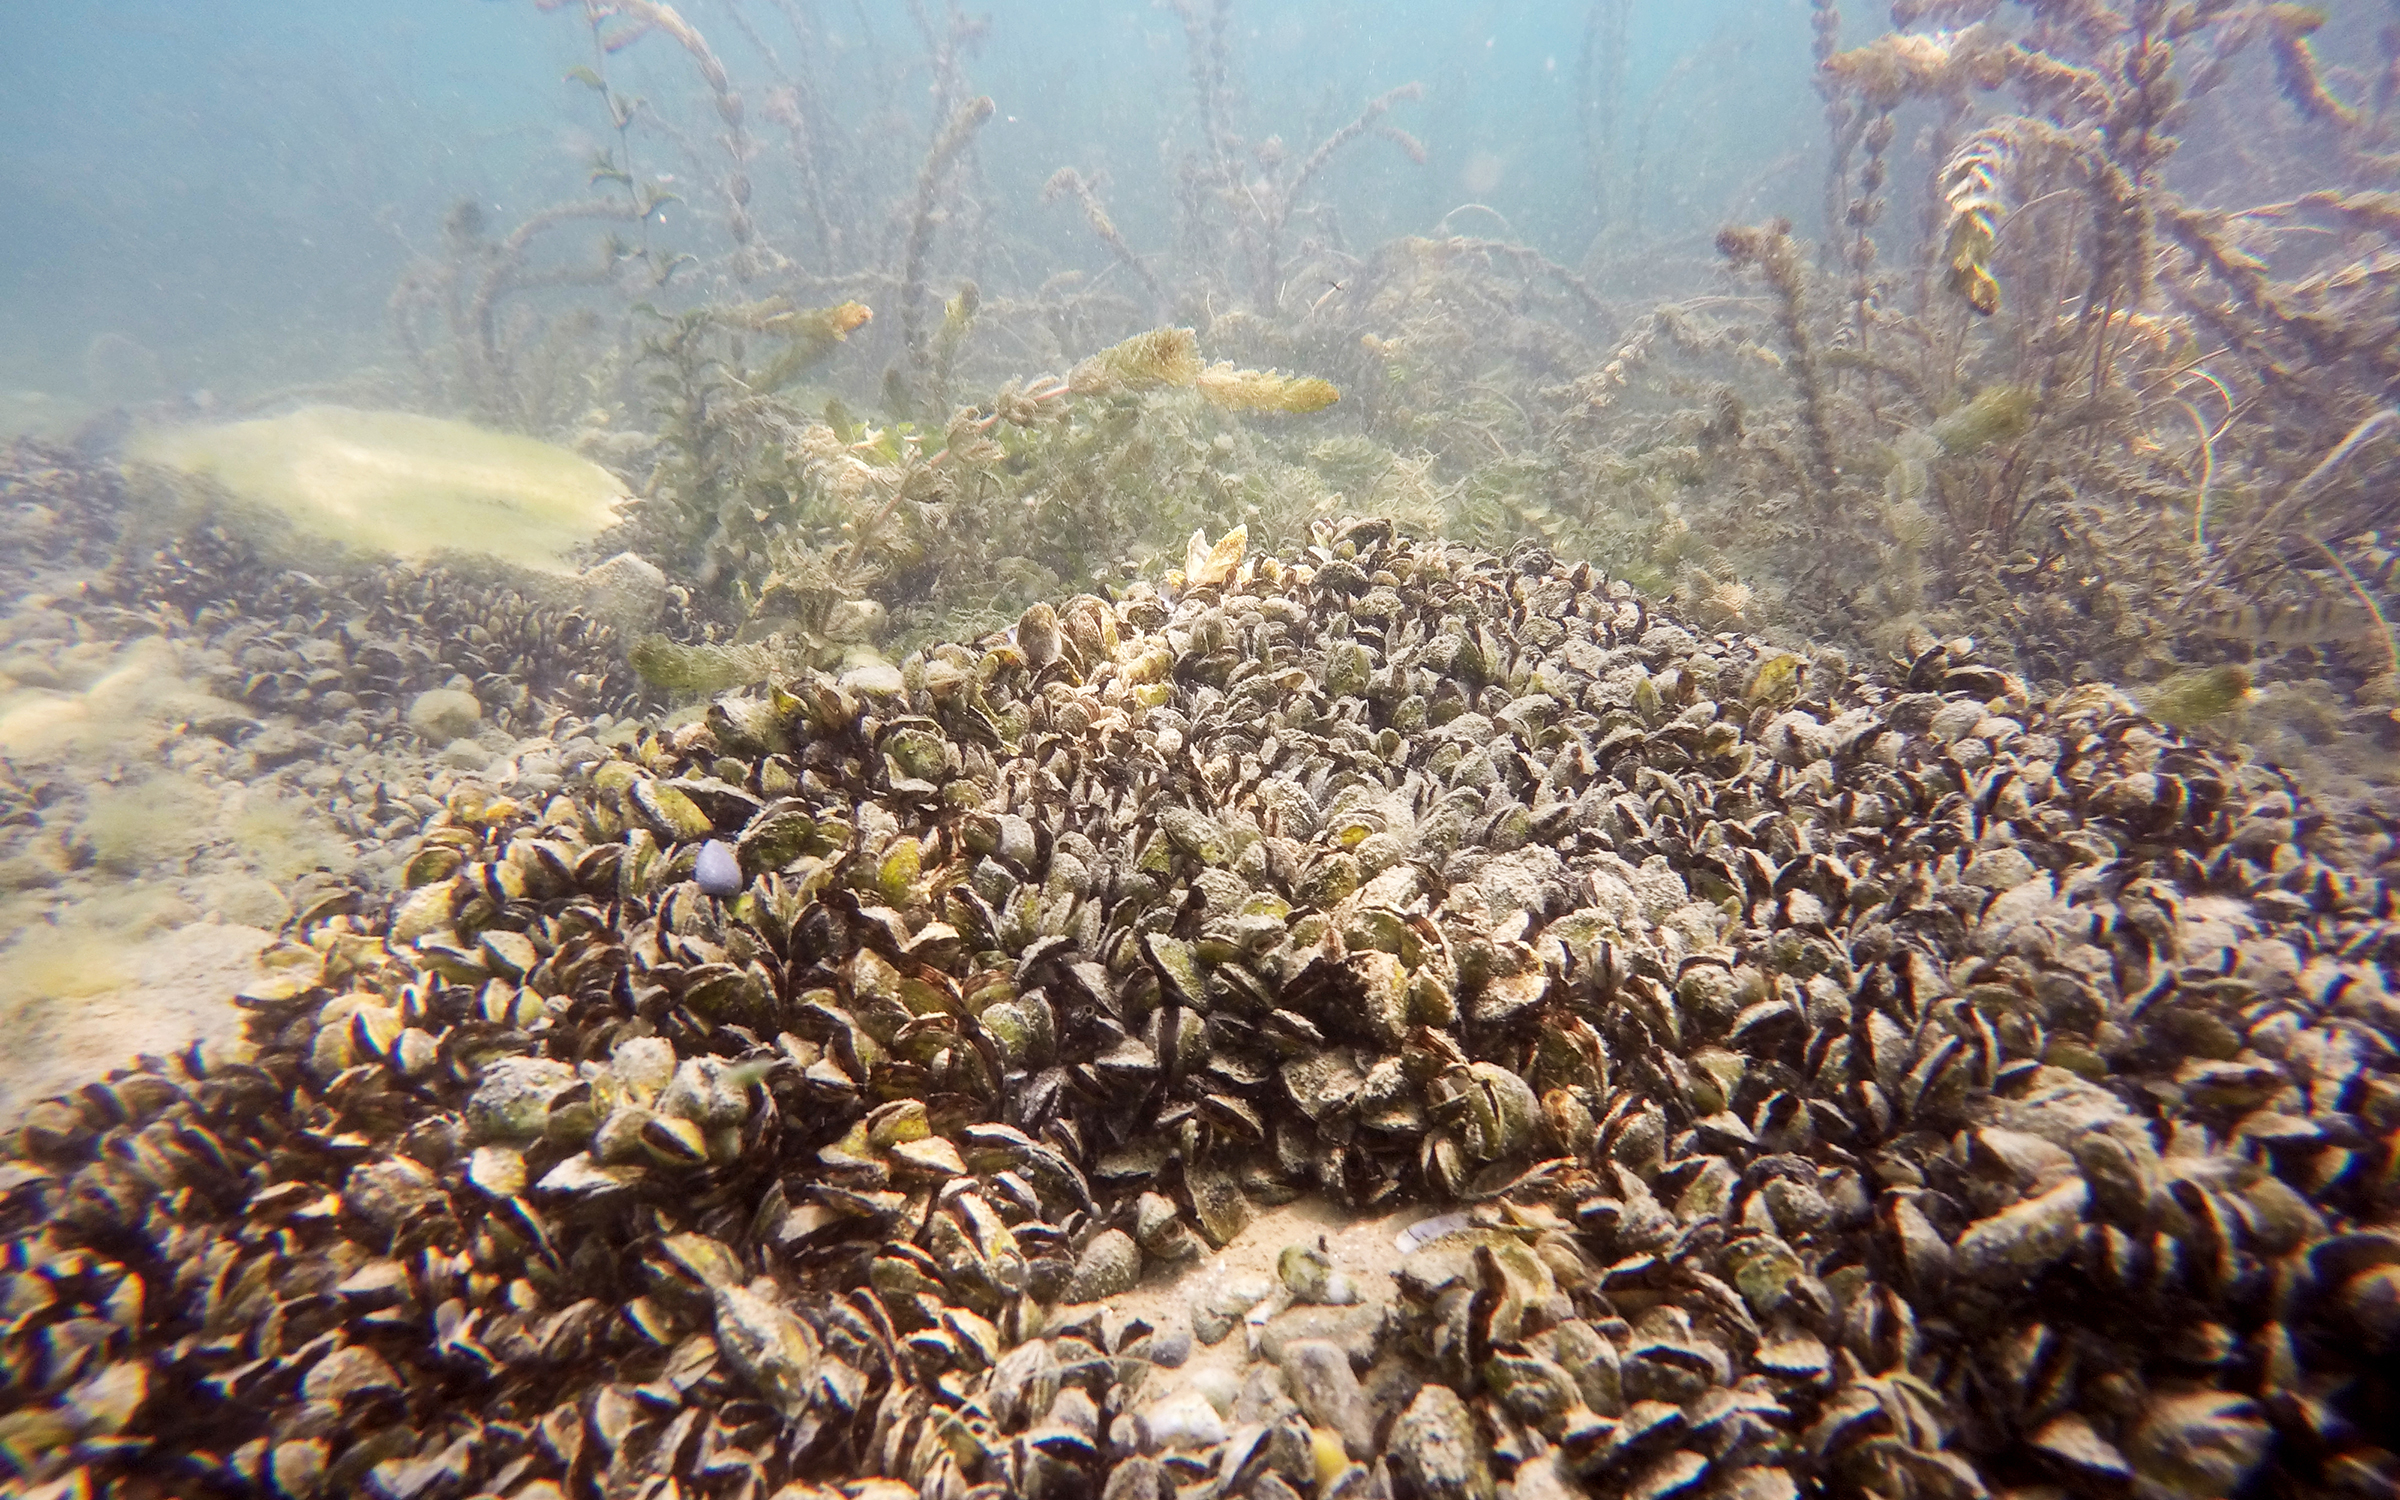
top-left (0, 920), bottom-right (274, 1125)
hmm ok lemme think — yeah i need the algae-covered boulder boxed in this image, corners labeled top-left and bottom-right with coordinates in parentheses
top-left (131, 406), bottom-right (631, 575)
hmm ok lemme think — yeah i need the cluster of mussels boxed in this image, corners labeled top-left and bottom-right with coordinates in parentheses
top-left (4, 519), bottom-right (2398, 1500)
top-left (7, 440), bottom-right (651, 743)
top-left (122, 490), bottom-right (652, 740)
top-left (1, 440), bottom-right (661, 926)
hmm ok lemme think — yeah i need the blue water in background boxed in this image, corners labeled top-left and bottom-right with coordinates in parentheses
top-left (2, 3), bottom-right (566, 389)
top-left (0, 0), bottom-right (1815, 406)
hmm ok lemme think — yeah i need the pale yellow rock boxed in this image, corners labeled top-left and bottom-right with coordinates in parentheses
top-left (132, 406), bottom-right (631, 575)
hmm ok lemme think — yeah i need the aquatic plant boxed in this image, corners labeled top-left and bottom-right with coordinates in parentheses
top-left (1076, 1), bottom-right (1432, 316)
top-left (1674, 0), bottom-right (2400, 715)
top-left (542, 0), bottom-right (755, 261)
top-left (893, 95), bottom-right (997, 417)
top-left (622, 301), bottom-right (840, 602)
top-left (1041, 168), bottom-right (1169, 316)
top-left (711, 296), bottom-right (875, 392)
top-left (1193, 363), bottom-right (1340, 415)
top-left (609, 318), bottom-right (1364, 671)
top-left (385, 195), bottom-right (654, 432)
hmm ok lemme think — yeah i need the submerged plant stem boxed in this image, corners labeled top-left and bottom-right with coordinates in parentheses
top-left (2206, 408), bottom-right (2400, 588)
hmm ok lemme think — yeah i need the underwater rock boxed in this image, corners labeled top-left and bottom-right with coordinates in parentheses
top-left (404, 687), bottom-right (481, 743)
top-left (1277, 1338), bottom-right (1376, 1458)
top-left (575, 550), bottom-right (670, 635)
top-left (1063, 1228), bottom-right (1144, 1302)
top-left (1390, 1384), bottom-right (1496, 1500)
top-left (130, 406), bottom-right (631, 575)
top-left (436, 737), bottom-right (495, 770)
top-left (694, 838), bottom-right (743, 897)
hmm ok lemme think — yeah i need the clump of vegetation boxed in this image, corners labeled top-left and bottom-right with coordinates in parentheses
top-left (77, 777), bottom-right (209, 876)
top-left (2140, 664), bottom-right (2254, 731)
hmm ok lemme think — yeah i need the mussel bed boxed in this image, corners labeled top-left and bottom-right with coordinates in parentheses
top-left (4, 514), bottom-right (2398, 1500)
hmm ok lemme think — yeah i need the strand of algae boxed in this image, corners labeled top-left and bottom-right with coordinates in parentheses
top-left (1044, 169), bottom-right (1169, 315)
top-left (1055, 328), bottom-right (1339, 414)
top-left (542, 0), bottom-right (757, 252)
top-left (712, 296), bottom-right (875, 390)
top-left (898, 96), bottom-right (997, 410)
